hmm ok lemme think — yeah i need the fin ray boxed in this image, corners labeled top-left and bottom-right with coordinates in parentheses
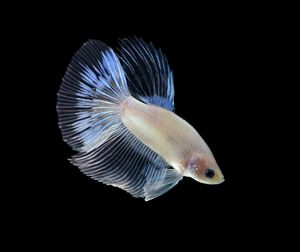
top-left (144, 169), bottom-right (182, 201)
top-left (57, 40), bottom-right (129, 152)
top-left (118, 37), bottom-right (175, 111)
top-left (71, 125), bottom-right (182, 200)
top-left (58, 39), bottom-right (181, 200)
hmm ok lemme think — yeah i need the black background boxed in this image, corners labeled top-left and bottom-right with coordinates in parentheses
top-left (10, 5), bottom-right (286, 249)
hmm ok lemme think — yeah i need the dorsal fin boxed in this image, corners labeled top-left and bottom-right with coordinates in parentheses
top-left (118, 37), bottom-right (175, 111)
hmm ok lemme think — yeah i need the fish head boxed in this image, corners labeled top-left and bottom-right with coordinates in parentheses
top-left (184, 152), bottom-right (224, 185)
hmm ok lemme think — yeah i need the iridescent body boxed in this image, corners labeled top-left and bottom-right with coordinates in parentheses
top-left (57, 38), bottom-right (224, 201)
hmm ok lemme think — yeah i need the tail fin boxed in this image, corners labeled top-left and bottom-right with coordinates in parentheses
top-left (57, 40), bottom-right (129, 152)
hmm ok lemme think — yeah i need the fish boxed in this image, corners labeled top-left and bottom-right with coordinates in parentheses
top-left (57, 37), bottom-right (224, 201)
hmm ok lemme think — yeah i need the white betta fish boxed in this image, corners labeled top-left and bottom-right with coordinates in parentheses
top-left (57, 37), bottom-right (224, 201)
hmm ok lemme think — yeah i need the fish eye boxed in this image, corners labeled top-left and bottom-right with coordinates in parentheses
top-left (205, 169), bottom-right (215, 179)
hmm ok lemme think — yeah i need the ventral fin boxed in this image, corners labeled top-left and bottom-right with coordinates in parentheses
top-left (144, 169), bottom-right (183, 201)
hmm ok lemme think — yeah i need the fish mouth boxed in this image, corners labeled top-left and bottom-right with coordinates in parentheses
top-left (197, 176), bottom-right (225, 185)
top-left (214, 177), bottom-right (225, 184)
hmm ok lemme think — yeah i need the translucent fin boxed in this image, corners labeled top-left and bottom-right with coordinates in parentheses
top-left (71, 124), bottom-right (182, 200)
top-left (58, 39), bottom-right (180, 200)
top-left (144, 169), bottom-right (182, 201)
top-left (57, 40), bottom-right (129, 152)
top-left (118, 37), bottom-right (175, 111)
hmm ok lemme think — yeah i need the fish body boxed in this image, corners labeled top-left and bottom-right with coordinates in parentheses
top-left (57, 38), bottom-right (224, 201)
top-left (122, 96), bottom-right (203, 172)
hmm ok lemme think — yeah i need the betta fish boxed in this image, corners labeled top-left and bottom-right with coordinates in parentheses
top-left (57, 37), bottom-right (224, 201)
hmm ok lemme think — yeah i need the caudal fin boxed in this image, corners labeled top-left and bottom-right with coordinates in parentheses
top-left (57, 40), bottom-right (129, 152)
